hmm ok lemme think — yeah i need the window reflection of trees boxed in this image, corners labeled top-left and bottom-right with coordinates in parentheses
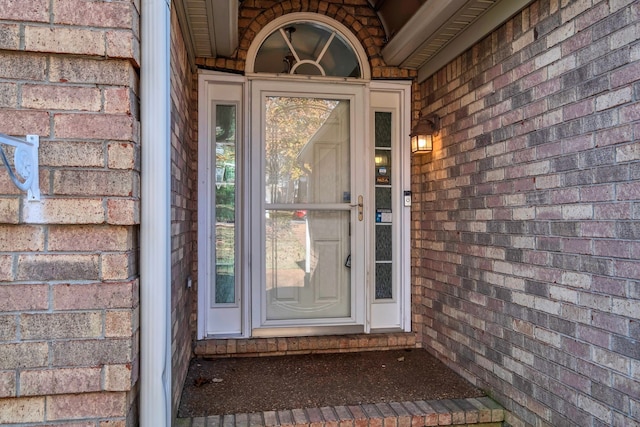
top-left (265, 96), bottom-right (339, 205)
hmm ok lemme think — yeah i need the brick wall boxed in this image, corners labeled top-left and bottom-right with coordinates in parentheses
top-left (0, 0), bottom-right (141, 425)
top-left (170, 4), bottom-right (198, 418)
top-left (413, 0), bottom-right (640, 425)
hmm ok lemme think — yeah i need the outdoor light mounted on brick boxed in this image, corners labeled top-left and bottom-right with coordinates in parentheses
top-left (410, 113), bottom-right (439, 154)
top-left (0, 133), bottom-right (40, 201)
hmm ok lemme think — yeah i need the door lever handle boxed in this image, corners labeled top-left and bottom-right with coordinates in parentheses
top-left (349, 195), bottom-right (363, 221)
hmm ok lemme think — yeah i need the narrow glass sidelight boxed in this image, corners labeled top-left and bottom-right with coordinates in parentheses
top-left (213, 104), bottom-right (237, 305)
top-left (374, 111), bottom-right (393, 300)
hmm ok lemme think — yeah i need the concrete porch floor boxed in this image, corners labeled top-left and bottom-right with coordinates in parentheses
top-left (176, 348), bottom-right (506, 426)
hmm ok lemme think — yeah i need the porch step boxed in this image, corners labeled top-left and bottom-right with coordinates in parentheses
top-left (194, 332), bottom-right (418, 358)
top-left (175, 397), bottom-right (505, 427)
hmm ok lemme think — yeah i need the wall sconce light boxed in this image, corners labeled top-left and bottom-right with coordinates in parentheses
top-left (410, 114), bottom-right (439, 154)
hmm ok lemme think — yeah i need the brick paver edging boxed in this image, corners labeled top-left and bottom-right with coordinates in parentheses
top-left (175, 397), bottom-right (505, 427)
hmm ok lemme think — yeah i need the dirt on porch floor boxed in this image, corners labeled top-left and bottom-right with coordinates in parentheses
top-left (178, 348), bottom-right (485, 417)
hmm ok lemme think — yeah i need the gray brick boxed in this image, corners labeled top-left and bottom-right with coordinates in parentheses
top-left (550, 222), bottom-right (580, 237)
top-left (522, 38), bottom-right (547, 61)
top-left (485, 347), bottom-right (503, 364)
top-left (617, 222), bottom-right (640, 240)
top-left (612, 335), bottom-right (640, 359)
top-left (581, 257), bottom-right (613, 276)
top-left (478, 233), bottom-right (492, 245)
top-left (505, 221), bottom-right (526, 234)
top-left (535, 13), bottom-right (561, 37)
top-left (503, 52), bottom-right (524, 72)
top-left (526, 280), bottom-right (549, 297)
top-left (551, 253), bottom-right (581, 269)
top-left (502, 83), bottom-right (522, 100)
top-left (492, 126), bottom-right (513, 143)
top-left (478, 158), bottom-right (493, 171)
top-left (528, 128), bottom-right (553, 146)
top-left (591, 382), bottom-right (629, 412)
top-left (577, 76), bottom-right (610, 98)
top-left (592, 8), bottom-right (631, 40)
top-left (580, 147), bottom-right (616, 168)
top-left (505, 249), bottom-right (523, 263)
top-left (513, 374), bottom-right (534, 395)
top-left (495, 287), bottom-right (512, 302)
top-left (526, 191), bottom-right (550, 205)
top-left (561, 65), bottom-right (592, 89)
top-left (563, 170), bottom-right (594, 186)
top-left (594, 164), bottom-right (628, 183)
top-left (538, 236), bottom-right (561, 251)
top-left (549, 316), bottom-right (576, 335)
top-left (528, 222), bottom-right (550, 236)
top-left (552, 155), bottom-right (579, 172)
top-left (592, 49), bottom-right (630, 76)
top-left (556, 119), bottom-right (583, 139)
top-left (577, 37), bottom-right (610, 65)
top-left (631, 321), bottom-right (639, 339)
top-left (548, 88), bottom-right (577, 109)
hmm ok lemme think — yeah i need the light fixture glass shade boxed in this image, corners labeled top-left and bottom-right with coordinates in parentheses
top-left (411, 134), bottom-right (432, 154)
top-left (410, 114), bottom-right (438, 154)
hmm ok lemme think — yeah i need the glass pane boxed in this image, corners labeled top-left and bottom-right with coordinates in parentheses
top-left (375, 187), bottom-right (391, 210)
top-left (263, 93), bottom-right (352, 321)
top-left (254, 22), bottom-right (361, 78)
top-left (265, 97), bottom-right (350, 204)
top-left (375, 111), bottom-right (393, 300)
top-left (376, 224), bottom-right (392, 261)
top-left (375, 263), bottom-right (392, 299)
top-left (214, 104), bottom-right (236, 304)
top-left (265, 210), bottom-right (351, 320)
top-left (375, 112), bottom-right (391, 147)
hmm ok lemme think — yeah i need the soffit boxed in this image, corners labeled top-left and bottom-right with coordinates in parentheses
top-left (179, 0), bottom-right (531, 81)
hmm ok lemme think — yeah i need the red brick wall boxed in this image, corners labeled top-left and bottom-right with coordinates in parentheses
top-left (0, 0), bottom-right (140, 425)
top-left (170, 5), bottom-right (198, 418)
top-left (413, 0), bottom-right (640, 426)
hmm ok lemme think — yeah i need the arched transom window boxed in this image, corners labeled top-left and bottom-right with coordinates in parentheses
top-left (247, 14), bottom-right (370, 79)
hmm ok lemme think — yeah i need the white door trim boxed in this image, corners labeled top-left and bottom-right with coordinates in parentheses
top-left (369, 81), bottom-right (412, 332)
top-left (197, 71), bottom-right (248, 339)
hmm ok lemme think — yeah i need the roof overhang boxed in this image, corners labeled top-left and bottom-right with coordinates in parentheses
top-left (382, 0), bottom-right (534, 82)
top-left (177, 0), bottom-right (532, 81)
top-left (175, 0), bottom-right (239, 64)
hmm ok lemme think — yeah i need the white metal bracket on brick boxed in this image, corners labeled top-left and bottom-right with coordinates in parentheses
top-left (0, 133), bottom-right (40, 201)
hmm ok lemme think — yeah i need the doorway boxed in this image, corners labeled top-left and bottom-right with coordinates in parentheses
top-left (197, 14), bottom-right (411, 339)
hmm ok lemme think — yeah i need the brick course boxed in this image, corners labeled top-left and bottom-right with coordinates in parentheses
top-left (413, 0), bottom-right (640, 425)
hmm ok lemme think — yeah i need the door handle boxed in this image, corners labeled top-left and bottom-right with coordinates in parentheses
top-left (349, 195), bottom-right (363, 221)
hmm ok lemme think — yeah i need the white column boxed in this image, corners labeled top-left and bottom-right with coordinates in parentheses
top-left (140, 0), bottom-right (172, 426)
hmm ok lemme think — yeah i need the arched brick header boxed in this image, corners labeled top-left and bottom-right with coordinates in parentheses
top-left (195, 0), bottom-right (415, 79)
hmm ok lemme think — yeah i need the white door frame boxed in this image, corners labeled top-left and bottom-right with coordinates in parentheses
top-left (369, 81), bottom-right (412, 332)
top-left (197, 73), bottom-right (412, 338)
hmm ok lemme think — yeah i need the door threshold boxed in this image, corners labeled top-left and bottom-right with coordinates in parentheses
top-left (194, 331), bottom-right (417, 358)
top-left (251, 325), bottom-right (364, 338)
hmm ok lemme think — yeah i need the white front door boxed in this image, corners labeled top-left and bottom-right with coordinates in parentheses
top-left (250, 80), bottom-right (367, 335)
